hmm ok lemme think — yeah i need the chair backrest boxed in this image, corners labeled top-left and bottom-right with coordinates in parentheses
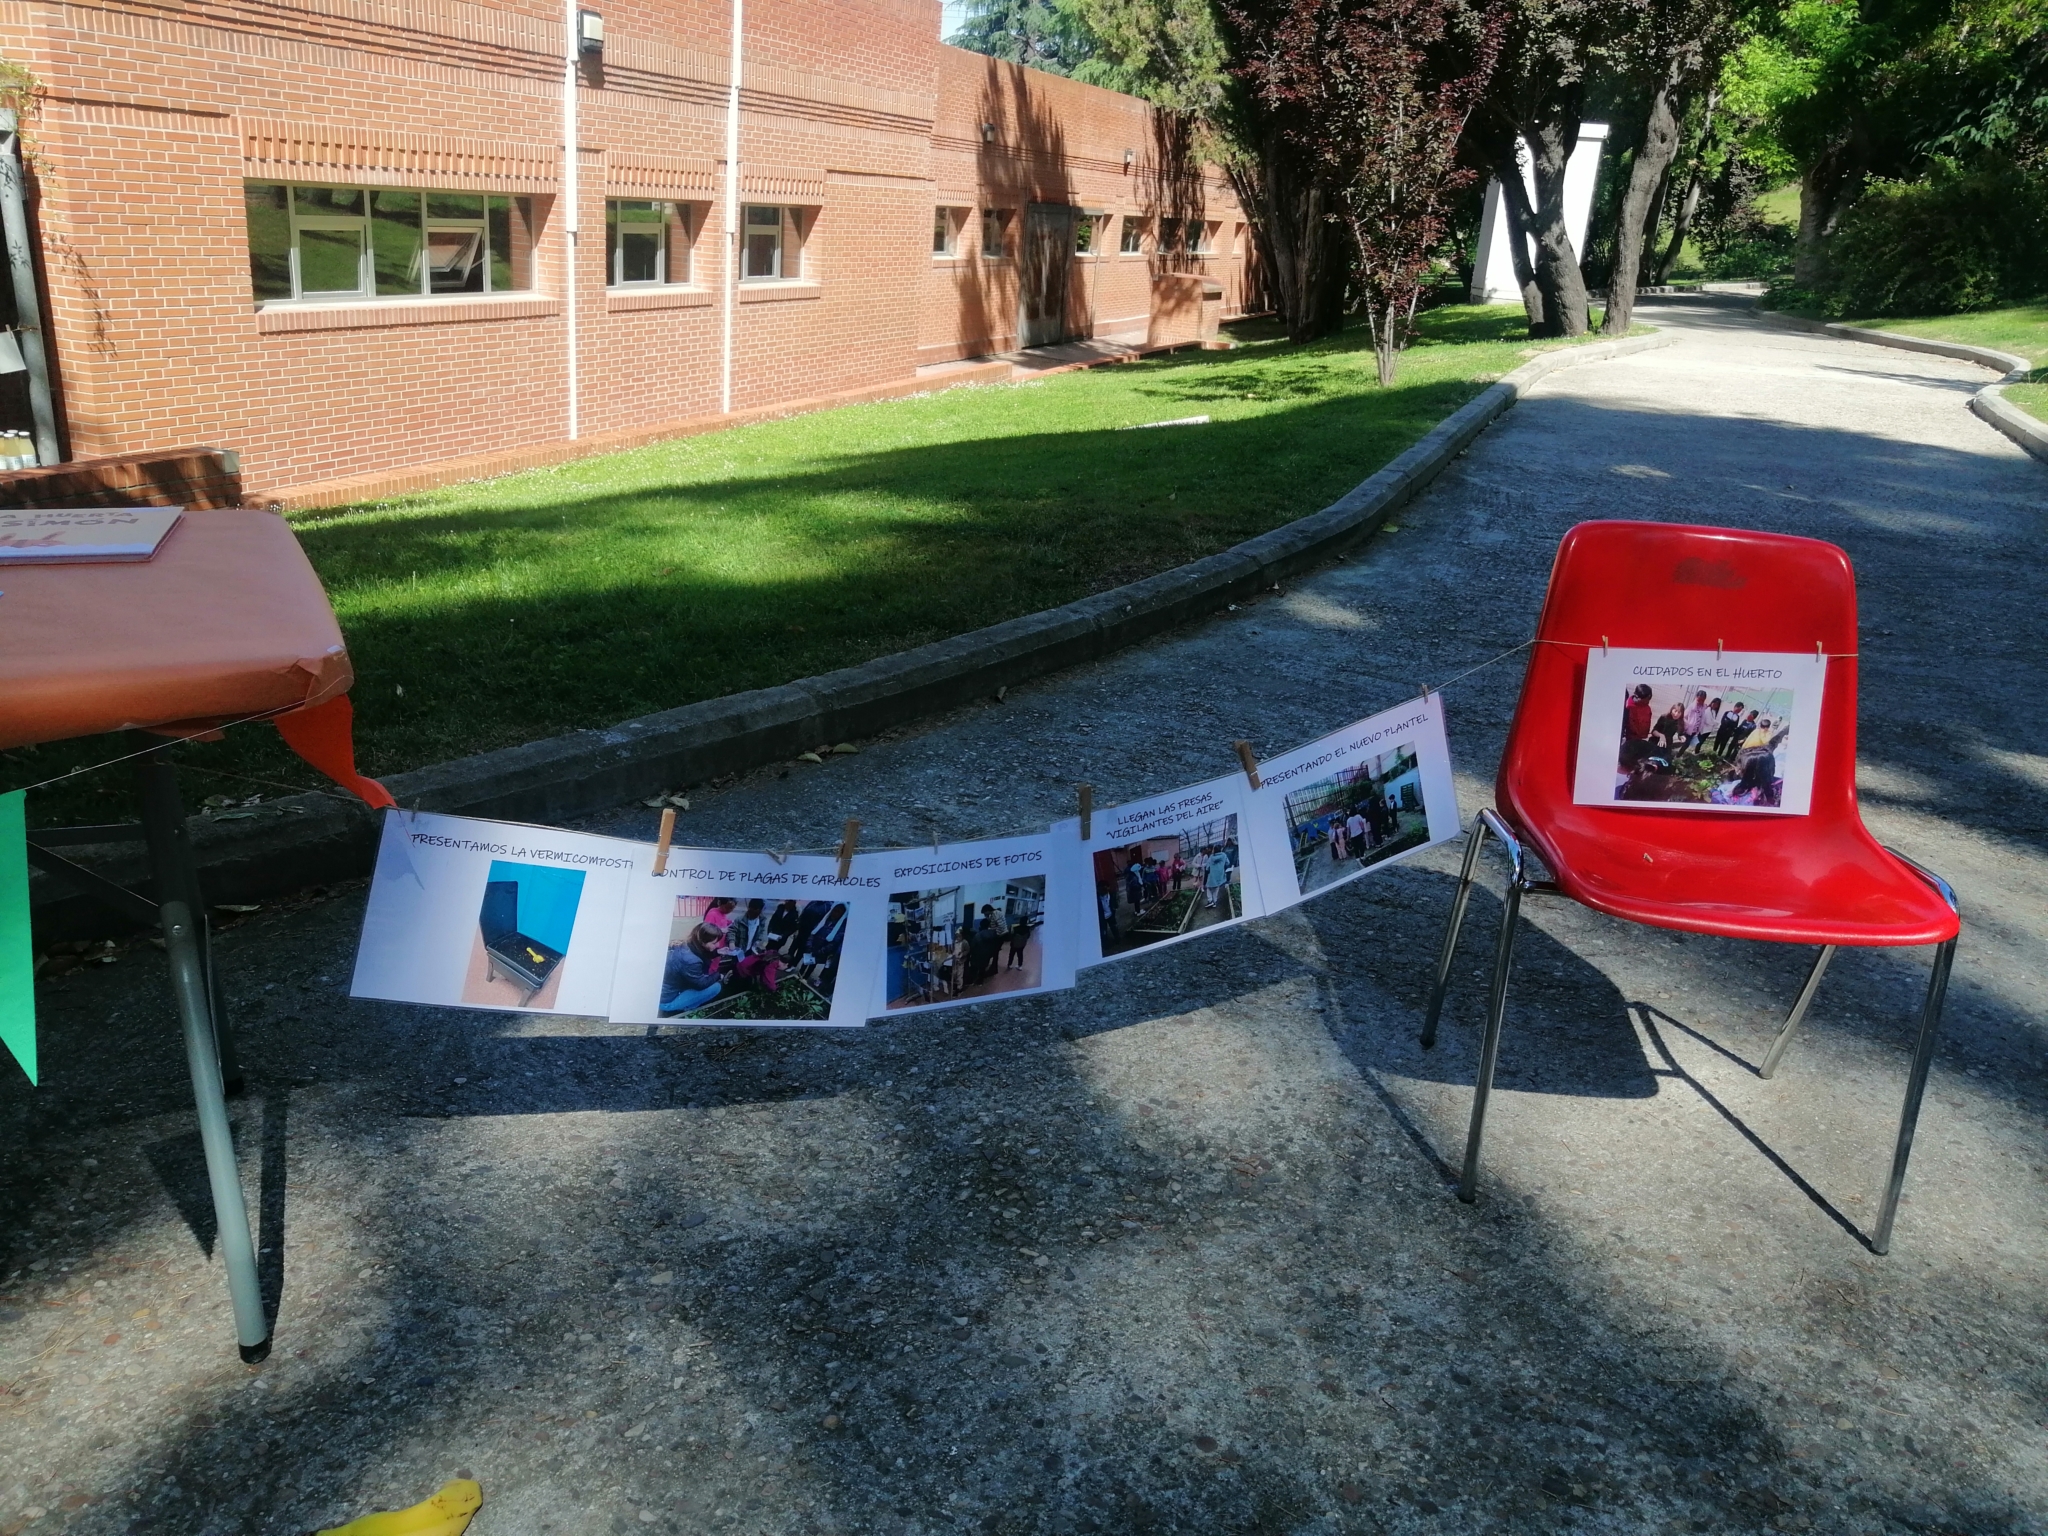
top-left (1499, 521), bottom-right (1861, 842)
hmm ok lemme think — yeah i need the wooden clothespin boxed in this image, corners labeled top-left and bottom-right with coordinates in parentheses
top-left (836, 818), bottom-right (861, 880)
top-left (1078, 783), bottom-right (1093, 840)
top-left (1601, 634), bottom-right (1610, 656)
top-left (1717, 638), bottom-right (1724, 660)
top-left (1816, 640), bottom-right (1824, 661)
top-left (1232, 740), bottom-right (1262, 791)
top-left (652, 806), bottom-right (676, 876)
top-left (768, 847), bottom-right (790, 865)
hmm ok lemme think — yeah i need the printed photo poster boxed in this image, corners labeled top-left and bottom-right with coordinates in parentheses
top-left (865, 833), bottom-right (1080, 1016)
top-left (1242, 693), bottom-right (1461, 913)
top-left (607, 850), bottom-right (887, 1029)
top-left (1050, 772), bottom-right (1268, 970)
top-left (351, 810), bottom-right (646, 1016)
top-left (1572, 649), bottom-right (1826, 814)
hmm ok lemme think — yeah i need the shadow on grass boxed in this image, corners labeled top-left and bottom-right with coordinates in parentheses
top-left (13, 331), bottom-right (1526, 825)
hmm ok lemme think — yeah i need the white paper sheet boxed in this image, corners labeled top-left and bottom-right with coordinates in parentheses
top-left (350, 810), bottom-right (646, 1017)
top-left (1242, 693), bottom-right (1461, 913)
top-left (1051, 771), bottom-right (1266, 969)
top-left (1572, 649), bottom-right (1825, 814)
top-left (865, 833), bottom-right (1080, 1015)
top-left (606, 850), bottom-right (887, 1030)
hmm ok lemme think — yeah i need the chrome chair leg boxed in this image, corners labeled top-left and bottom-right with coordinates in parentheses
top-left (1457, 875), bottom-right (1524, 1203)
top-left (1871, 936), bottom-right (1958, 1255)
top-left (1421, 816), bottom-right (1492, 1049)
top-left (1759, 945), bottom-right (1837, 1080)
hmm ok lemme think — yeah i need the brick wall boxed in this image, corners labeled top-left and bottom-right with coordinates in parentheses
top-left (0, 1), bottom-right (1261, 499)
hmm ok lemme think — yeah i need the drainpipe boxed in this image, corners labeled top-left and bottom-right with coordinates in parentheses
top-left (719, 0), bottom-right (742, 415)
top-left (0, 109), bottom-right (59, 466)
top-left (562, 0), bottom-right (580, 440)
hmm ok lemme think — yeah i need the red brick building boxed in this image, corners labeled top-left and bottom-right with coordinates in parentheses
top-left (0, 0), bottom-right (1257, 501)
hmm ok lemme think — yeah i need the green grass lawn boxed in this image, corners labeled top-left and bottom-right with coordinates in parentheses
top-left (1839, 303), bottom-right (2048, 423)
top-left (7, 306), bottom-right (1601, 826)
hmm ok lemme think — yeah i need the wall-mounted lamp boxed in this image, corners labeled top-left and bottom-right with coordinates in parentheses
top-left (1122, 148), bottom-right (1135, 169)
top-left (980, 122), bottom-right (996, 143)
top-left (577, 9), bottom-right (604, 56)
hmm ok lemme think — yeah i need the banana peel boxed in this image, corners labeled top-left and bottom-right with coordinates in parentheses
top-left (313, 1479), bottom-right (481, 1536)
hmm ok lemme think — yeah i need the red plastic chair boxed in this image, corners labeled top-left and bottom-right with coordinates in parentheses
top-left (1420, 521), bottom-right (1958, 1253)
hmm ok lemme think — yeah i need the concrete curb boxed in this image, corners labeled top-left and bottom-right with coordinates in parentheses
top-left (1753, 309), bottom-right (2045, 466)
top-left (1972, 384), bottom-right (2048, 465)
top-left (30, 328), bottom-right (1677, 935)
top-left (1761, 311), bottom-right (2029, 376)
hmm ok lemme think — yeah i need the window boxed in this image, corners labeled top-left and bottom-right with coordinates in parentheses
top-left (1119, 216), bottom-right (1145, 255)
top-left (607, 200), bottom-right (692, 286)
top-left (1157, 218), bottom-right (1185, 255)
top-left (743, 204), bottom-right (802, 281)
top-left (245, 183), bottom-right (534, 302)
top-left (980, 207), bottom-right (1010, 259)
top-left (1074, 214), bottom-right (1101, 255)
top-left (933, 206), bottom-right (966, 256)
top-left (1188, 220), bottom-right (1216, 256)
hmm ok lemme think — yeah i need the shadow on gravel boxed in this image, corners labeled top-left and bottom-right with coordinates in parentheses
top-left (6, 357), bottom-right (2048, 1530)
top-left (4, 863), bottom-right (2045, 1535)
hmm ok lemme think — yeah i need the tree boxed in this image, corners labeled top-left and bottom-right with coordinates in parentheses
top-left (1082, 0), bottom-right (1356, 340)
top-left (1467, 0), bottom-right (1635, 337)
top-left (1235, 0), bottom-right (1502, 381)
top-left (1600, 0), bottom-right (1752, 335)
top-left (949, 0), bottom-right (1108, 78)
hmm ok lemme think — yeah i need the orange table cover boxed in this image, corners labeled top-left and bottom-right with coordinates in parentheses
top-left (0, 509), bottom-right (393, 807)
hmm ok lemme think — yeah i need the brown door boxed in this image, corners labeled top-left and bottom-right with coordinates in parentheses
top-left (1018, 203), bottom-right (1076, 348)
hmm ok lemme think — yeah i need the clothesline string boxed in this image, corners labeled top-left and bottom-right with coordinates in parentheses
top-left (9, 637), bottom-right (1859, 843)
top-left (3, 702), bottom-right (304, 799)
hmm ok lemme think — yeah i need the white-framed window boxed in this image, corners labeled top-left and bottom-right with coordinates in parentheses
top-left (1074, 214), bottom-right (1102, 255)
top-left (1119, 216), bottom-right (1146, 255)
top-left (607, 200), bottom-right (693, 286)
top-left (980, 207), bottom-right (1011, 260)
top-left (1188, 220), bottom-right (1217, 256)
top-left (933, 206), bottom-right (967, 256)
top-left (244, 183), bottom-right (536, 303)
top-left (742, 204), bottom-right (805, 281)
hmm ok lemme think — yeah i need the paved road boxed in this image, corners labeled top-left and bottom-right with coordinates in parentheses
top-left (5, 302), bottom-right (2045, 1536)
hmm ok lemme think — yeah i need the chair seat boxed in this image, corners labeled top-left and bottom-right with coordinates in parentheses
top-left (1502, 801), bottom-right (1959, 947)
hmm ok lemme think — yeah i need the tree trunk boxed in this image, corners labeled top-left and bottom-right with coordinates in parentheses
top-left (1653, 88), bottom-right (1717, 285)
top-left (1793, 136), bottom-right (1865, 290)
top-left (1522, 84), bottom-right (1590, 338)
top-left (1642, 160), bottom-right (1675, 257)
top-left (1229, 135), bottom-right (1342, 343)
top-left (1603, 73), bottom-right (1684, 336)
top-left (1471, 117), bottom-right (1545, 329)
top-left (1491, 146), bottom-right (1547, 329)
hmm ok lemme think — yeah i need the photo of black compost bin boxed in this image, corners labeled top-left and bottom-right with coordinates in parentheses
top-left (479, 878), bottom-right (566, 1003)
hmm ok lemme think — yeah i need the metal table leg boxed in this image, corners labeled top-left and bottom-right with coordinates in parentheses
top-left (132, 746), bottom-right (243, 1092)
top-left (134, 753), bottom-right (269, 1361)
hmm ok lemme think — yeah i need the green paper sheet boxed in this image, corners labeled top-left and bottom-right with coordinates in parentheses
top-left (0, 790), bottom-right (33, 1085)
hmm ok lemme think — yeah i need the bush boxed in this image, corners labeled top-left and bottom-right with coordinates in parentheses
top-left (1695, 222), bottom-right (1796, 281)
top-left (1803, 163), bottom-right (2048, 318)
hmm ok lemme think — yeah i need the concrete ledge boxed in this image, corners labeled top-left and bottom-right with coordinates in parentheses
top-left (29, 329), bottom-right (1675, 936)
top-left (1758, 310), bottom-right (2030, 377)
top-left (1973, 385), bottom-right (2048, 464)
top-left (1752, 308), bottom-right (2044, 468)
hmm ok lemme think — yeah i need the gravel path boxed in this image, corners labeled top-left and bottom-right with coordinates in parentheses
top-left (5, 301), bottom-right (2045, 1536)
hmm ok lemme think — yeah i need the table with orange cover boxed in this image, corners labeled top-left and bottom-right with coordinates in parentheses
top-left (1, 508), bottom-right (391, 1361)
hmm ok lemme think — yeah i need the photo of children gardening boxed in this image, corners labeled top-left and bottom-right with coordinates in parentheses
top-left (1283, 746), bottom-right (1428, 897)
top-left (1092, 814), bottom-right (1242, 958)
top-left (1608, 682), bottom-right (1796, 806)
top-left (659, 891), bottom-right (847, 1022)
top-left (886, 877), bottom-right (1045, 1010)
